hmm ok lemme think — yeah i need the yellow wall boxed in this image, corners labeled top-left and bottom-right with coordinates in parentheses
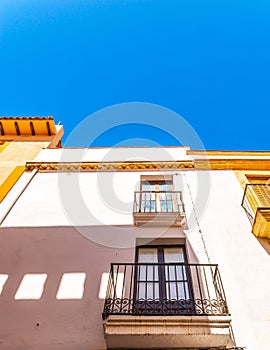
top-left (0, 141), bottom-right (50, 201)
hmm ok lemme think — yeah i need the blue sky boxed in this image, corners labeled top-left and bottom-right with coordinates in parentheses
top-left (0, 0), bottom-right (269, 149)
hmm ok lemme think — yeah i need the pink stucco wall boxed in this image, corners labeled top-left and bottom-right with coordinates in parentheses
top-left (0, 226), bottom-right (136, 349)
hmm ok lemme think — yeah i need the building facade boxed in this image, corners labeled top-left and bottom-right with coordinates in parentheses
top-left (0, 145), bottom-right (270, 349)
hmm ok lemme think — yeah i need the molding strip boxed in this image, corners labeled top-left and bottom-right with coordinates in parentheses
top-left (25, 159), bottom-right (270, 172)
top-left (25, 161), bottom-right (195, 172)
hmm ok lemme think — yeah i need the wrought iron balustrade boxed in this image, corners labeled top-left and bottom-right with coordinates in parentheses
top-left (241, 184), bottom-right (270, 223)
top-left (133, 190), bottom-right (185, 214)
top-left (103, 263), bottom-right (229, 319)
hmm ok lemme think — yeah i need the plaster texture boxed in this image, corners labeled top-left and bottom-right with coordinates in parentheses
top-left (0, 148), bottom-right (269, 349)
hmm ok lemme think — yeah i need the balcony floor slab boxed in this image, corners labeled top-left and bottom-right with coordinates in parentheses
top-left (104, 315), bottom-right (234, 349)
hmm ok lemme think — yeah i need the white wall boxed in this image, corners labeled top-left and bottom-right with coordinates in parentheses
top-left (1, 154), bottom-right (270, 349)
top-left (34, 146), bottom-right (191, 163)
top-left (1, 170), bottom-right (196, 227)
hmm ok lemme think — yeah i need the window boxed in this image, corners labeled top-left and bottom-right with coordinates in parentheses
top-left (134, 245), bottom-right (194, 314)
top-left (241, 175), bottom-right (270, 239)
top-left (133, 176), bottom-right (185, 226)
top-left (141, 179), bottom-right (175, 212)
top-left (137, 175), bottom-right (182, 214)
top-left (103, 244), bottom-right (228, 318)
top-left (245, 176), bottom-right (270, 207)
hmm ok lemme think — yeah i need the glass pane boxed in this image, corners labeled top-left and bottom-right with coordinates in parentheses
top-left (137, 282), bottom-right (159, 299)
top-left (142, 201), bottom-right (150, 212)
top-left (145, 282), bottom-right (158, 299)
top-left (160, 198), bottom-right (173, 212)
top-left (164, 247), bottom-right (186, 282)
top-left (165, 265), bottom-right (186, 281)
top-left (138, 248), bottom-right (158, 263)
top-left (166, 281), bottom-right (177, 300)
top-left (142, 192), bottom-right (156, 212)
top-left (159, 183), bottom-right (172, 191)
top-left (137, 249), bottom-right (159, 299)
top-left (137, 282), bottom-right (145, 299)
top-left (160, 192), bottom-right (172, 199)
top-left (139, 264), bottom-right (158, 281)
top-left (159, 192), bottom-right (166, 200)
top-left (164, 247), bottom-right (185, 263)
top-left (177, 282), bottom-right (189, 299)
top-left (166, 282), bottom-right (189, 300)
top-left (138, 248), bottom-right (158, 281)
top-left (177, 264), bottom-right (187, 280)
top-left (142, 182), bottom-right (155, 191)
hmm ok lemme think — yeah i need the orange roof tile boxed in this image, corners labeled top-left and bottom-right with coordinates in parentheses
top-left (0, 116), bottom-right (54, 120)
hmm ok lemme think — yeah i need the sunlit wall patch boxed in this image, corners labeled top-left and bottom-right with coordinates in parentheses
top-left (56, 272), bottom-right (86, 300)
top-left (15, 274), bottom-right (47, 300)
top-left (0, 274), bottom-right (8, 295)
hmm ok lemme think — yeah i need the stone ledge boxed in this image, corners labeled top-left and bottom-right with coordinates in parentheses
top-left (104, 315), bottom-right (234, 349)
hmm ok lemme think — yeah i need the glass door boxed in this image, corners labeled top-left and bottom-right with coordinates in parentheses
top-left (141, 180), bottom-right (174, 213)
top-left (163, 247), bottom-right (190, 301)
top-left (134, 246), bottom-right (193, 315)
top-left (136, 248), bottom-right (159, 300)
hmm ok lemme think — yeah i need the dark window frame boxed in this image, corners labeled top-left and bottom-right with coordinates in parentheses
top-left (133, 245), bottom-right (194, 314)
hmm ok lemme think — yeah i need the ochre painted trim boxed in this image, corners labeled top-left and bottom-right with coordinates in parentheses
top-left (187, 150), bottom-right (270, 156)
top-left (195, 159), bottom-right (270, 170)
top-left (25, 161), bottom-right (195, 172)
top-left (0, 166), bottom-right (25, 202)
top-left (0, 142), bottom-right (10, 153)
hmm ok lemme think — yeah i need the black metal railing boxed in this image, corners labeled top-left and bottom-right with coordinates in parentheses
top-left (103, 263), bottom-right (229, 319)
top-left (241, 184), bottom-right (270, 223)
top-left (133, 191), bottom-right (185, 214)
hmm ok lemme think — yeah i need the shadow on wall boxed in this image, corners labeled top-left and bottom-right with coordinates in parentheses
top-left (0, 226), bottom-right (135, 349)
top-left (257, 237), bottom-right (270, 255)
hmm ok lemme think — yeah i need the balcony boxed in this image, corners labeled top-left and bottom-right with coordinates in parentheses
top-left (103, 263), bottom-right (234, 349)
top-left (133, 191), bottom-right (186, 227)
top-left (242, 184), bottom-right (270, 239)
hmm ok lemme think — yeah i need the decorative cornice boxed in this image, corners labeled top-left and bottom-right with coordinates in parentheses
top-left (25, 158), bottom-right (270, 172)
top-left (25, 161), bottom-right (195, 172)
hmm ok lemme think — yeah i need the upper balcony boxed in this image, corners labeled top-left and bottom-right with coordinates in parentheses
top-left (103, 263), bottom-right (233, 349)
top-left (241, 184), bottom-right (270, 239)
top-left (133, 190), bottom-right (186, 227)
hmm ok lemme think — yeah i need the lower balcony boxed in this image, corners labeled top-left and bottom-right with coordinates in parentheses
top-left (242, 184), bottom-right (270, 239)
top-left (103, 263), bottom-right (234, 349)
